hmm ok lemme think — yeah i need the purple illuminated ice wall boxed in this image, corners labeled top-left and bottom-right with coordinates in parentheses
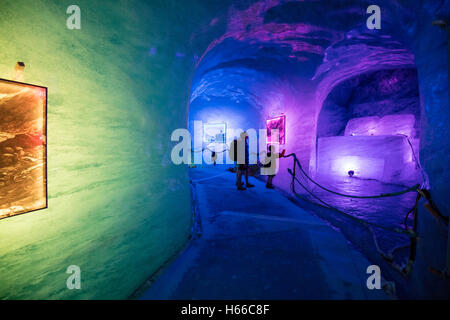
top-left (188, 0), bottom-right (449, 298)
top-left (316, 68), bottom-right (423, 186)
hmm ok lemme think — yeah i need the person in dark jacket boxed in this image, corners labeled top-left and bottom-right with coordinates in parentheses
top-left (232, 132), bottom-right (255, 190)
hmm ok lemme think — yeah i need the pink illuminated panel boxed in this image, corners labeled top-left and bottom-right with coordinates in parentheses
top-left (266, 115), bottom-right (286, 145)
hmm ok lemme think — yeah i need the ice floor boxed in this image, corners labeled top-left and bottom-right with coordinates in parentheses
top-left (140, 167), bottom-right (387, 300)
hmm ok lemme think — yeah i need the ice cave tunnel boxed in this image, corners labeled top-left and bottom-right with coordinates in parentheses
top-left (0, 0), bottom-right (448, 300)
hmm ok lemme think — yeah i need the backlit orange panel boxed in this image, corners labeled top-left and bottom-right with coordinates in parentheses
top-left (0, 79), bottom-right (47, 219)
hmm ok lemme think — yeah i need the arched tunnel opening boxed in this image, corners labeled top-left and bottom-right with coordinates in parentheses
top-left (316, 68), bottom-right (422, 186)
top-left (314, 68), bottom-right (423, 211)
top-left (0, 0), bottom-right (449, 301)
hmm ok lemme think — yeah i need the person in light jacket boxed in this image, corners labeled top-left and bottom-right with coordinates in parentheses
top-left (260, 144), bottom-right (285, 189)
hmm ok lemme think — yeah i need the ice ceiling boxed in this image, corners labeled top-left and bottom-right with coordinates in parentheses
top-left (191, 0), bottom-right (416, 108)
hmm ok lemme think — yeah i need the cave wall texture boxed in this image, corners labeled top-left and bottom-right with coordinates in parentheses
top-left (0, 0), bottom-right (448, 299)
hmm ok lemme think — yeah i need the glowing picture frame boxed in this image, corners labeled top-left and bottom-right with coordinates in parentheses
top-left (266, 115), bottom-right (286, 145)
top-left (0, 79), bottom-right (47, 220)
top-left (203, 122), bottom-right (227, 144)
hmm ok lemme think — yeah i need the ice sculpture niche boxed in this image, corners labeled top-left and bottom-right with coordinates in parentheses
top-left (0, 79), bottom-right (47, 219)
top-left (267, 115), bottom-right (286, 145)
top-left (203, 123), bottom-right (227, 144)
top-left (317, 114), bottom-right (421, 185)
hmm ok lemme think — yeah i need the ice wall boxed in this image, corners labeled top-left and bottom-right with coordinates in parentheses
top-left (0, 0), bottom-right (227, 299)
top-left (402, 0), bottom-right (450, 298)
top-left (316, 114), bottom-right (421, 185)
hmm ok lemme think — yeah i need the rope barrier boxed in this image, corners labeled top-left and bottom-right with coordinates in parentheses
top-left (190, 146), bottom-right (229, 154)
top-left (191, 146), bottom-right (265, 157)
top-left (288, 170), bottom-right (416, 237)
top-left (286, 151), bottom-right (424, 276)
top-left (397, 134), bottom-right (428, 186)
top-left (285, 153), bottom-right (420, 199)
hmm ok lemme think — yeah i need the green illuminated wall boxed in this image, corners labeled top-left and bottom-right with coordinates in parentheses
top-left (0, 0), bottom-right (221, 299)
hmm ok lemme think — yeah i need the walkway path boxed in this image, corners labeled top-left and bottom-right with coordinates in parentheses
top-left (141, 167), bottom-right (387, 299)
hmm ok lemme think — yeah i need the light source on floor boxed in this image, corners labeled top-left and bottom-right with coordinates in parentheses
top-left (331, 156), bottom-right (363, 177)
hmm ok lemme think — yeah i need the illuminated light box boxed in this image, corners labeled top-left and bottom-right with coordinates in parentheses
top-left (267, 115), bottom-right (286, 145)
top-left (0, 79), bottom-right (47, 220)
top-left (317, 135), bottom-right (417, 184)
top-left (203, 123), bottom-right (227, 144)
